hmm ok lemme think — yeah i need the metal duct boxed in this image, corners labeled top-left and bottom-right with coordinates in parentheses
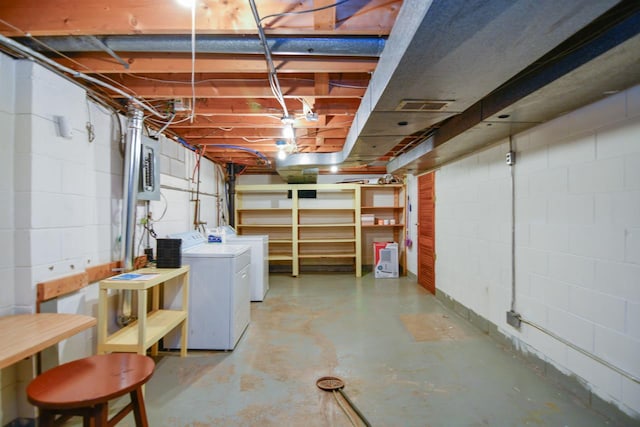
top-left (13, 35), bottom-right (386, 57)
top-left (388, 1), bottom-right (640, 174)
top-left (118, 105), bottom-right (144, 326)
top-left (276, 0), bottom-right (627, 181)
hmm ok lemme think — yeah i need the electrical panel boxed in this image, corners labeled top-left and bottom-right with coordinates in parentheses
top-left (138, 136), bottom-right (161, 201)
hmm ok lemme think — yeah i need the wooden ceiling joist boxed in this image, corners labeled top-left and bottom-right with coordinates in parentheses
top-left (55, 53), bottom-right (377, 74)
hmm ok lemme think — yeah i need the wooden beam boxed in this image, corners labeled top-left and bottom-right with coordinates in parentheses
top-left (314, 0), bottom-right (336, 31)
top-left (189, 97), bottom-right (360, 115)
top-left (99, 74), bottom-right (367, 99)
top-left (166, 114), bottom-right (353, 128)
top-left (315, 73), bottom-right (330, 96)
top-left (189, 137), bottom-right (345, 149)
top-left (37, 272), bottom-right (89, 308)
top-left (53, 53), bottom-right (378, 74)
top-left (178, 127), bottom-right (348, 139)
top-left (0, 0), bottom-right (400, 36)
top-left (86, 261), bottom-right (121, 283)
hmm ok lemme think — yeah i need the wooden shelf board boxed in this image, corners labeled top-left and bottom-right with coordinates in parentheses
top-left (298, 254), bottom-right (357, 259)
top-left (237, 208), bottom-right (291, 211)
top-left (299, 239), bottom-right (355, 243)
top-left (269, 239), bottom-right (293, 244)
top-left (361, 206), bottom-right (404, 210)
top-left (103, 309), bottom-right (186, 348)
top-left (269, 255), bottom-right (293, 261)
top-left (362, 224), bottom-right (405, 228)
top-left (298, 223), bottom-right (356, 227)
top-left (237, 224), bottom-right (292, 228)
top-left (298, 208), bottom-right (355, 211)
top-left (100, 266), bottom-right (190, 290)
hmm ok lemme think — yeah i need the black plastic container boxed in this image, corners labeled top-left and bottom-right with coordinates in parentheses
top-left (156, 238), bottom-right (182, 268)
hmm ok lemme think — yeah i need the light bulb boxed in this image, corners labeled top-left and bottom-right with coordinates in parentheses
top-left (277, 150), bottom-right (287, 160)
top-left (177, 0), bottom-right (195, 7)
top-left (282, 124), bottom-right (294, 140)
top-left (330, 165), bottom-right (339, 173)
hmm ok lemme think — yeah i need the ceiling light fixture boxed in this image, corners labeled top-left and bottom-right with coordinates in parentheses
top-left (275, 139), bottom-right (288, 160)
top-left (176, 0), bottom-right (195, 8)
top-left (282, 123), bottom-right (294, 140)
top-left (330, 165), bottom-right (339, 173)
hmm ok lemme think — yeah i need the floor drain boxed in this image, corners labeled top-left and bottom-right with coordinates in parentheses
top-left (316, 376), bottom-right (371, 427)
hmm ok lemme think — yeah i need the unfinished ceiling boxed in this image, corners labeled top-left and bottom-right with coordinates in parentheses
top-left (1, 0), bottom-right (639, 180)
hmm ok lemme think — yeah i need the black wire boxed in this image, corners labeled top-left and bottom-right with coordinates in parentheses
top-left (259, 0), bottom-right (350, 24)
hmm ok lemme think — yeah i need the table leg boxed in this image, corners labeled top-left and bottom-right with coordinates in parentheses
top-left (131, 387), bottom-right (150, 427)
top-left (137, 289), bottom-right (147, 355)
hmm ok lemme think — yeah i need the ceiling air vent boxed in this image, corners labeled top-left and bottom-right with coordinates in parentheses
top-left (395, 100), bottom-right (451, 112)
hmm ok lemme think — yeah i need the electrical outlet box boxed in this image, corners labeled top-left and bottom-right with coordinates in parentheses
top-left (506, 310), bottom-right (521, 328)
top-left (506, 151), bottom-right (516, 165)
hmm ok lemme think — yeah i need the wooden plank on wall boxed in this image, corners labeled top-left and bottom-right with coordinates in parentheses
top-left (36, 256), bottom-right (149, 311)
top-left (37, 272), bottom-right (89, 306)
top-left (86, 261), bottom-right (121, 283)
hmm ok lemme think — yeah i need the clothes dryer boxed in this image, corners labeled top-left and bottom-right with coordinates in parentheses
top-left (164, 231), bottom-right (251, 350)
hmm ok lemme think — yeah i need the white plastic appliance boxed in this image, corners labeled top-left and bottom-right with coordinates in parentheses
top-left (164, 231), bottom-right (251, 350)
top-left (224, 230), bottom-right (269, 302)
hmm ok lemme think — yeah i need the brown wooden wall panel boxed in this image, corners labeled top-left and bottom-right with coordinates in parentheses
top-left (37, 272), bottom-right (89, 307)
top-left (86, 261), bottom-right (121, 283)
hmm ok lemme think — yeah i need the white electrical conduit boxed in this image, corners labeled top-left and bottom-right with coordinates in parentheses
top-left (509, 136), bottom-right (516, 312)
top-left (247, 0), bottom-right (289, 118)
top-left (507, 136), bottom-right (639, 385)
top-left (0, 34), bottom-right (170, 120)
top-left (189, 0), bottom-right (197, 122)
top-left (519, 317), bottom-right (640, 384)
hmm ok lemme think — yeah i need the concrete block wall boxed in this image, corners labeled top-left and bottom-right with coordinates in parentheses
top-left (0, 49), bottom-right (15, 316)
top-left (0, 54), bottom-right (225, 425)
top-left (0, 49), bottom-right (17, 425)
top-left (434, 84), bottom-right (640, 418)
top-left (148, 134), bottom-right (225, 239)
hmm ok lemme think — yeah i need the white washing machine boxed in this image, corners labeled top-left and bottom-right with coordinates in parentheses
top-left (225, 233), bottom-right (269, 301)
top-left (164, 231), bottom-right (251, 350)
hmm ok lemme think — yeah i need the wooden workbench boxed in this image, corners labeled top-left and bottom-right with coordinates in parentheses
top-left (0, 313), bottom-right (96, 370)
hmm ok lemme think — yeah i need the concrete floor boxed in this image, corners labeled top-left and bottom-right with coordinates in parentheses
top-left (113, 273), bottom-right (621, 426)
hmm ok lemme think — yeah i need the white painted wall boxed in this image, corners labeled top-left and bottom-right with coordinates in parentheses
top-left (0, 53), bottom-right (225, 424)
top-left (0, 48), bottom-right (17, 425)
top-left (0, 48), bottom-right (16, 316)
top-left (432, 85), bottom-right (640, 418)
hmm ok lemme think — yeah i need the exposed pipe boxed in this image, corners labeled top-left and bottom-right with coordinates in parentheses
top-left (118, 105), bottom-right (144, 326)
top-left (208, 144), bottom-right (270, 164)
top-left (0, 34), bottom-right (169, 119)
top-left (226, 163), bottom-right (237, 228)
top-left (519, 317), bottom-right (640, 385)
top-left (193, 149), bottom-right (203, 231)
top-left (509, 136), bottom-right (516, 313)
top-left (87, 35), bottom-right (129, 69)
top-left (14, 35), bottom-right (386, 57)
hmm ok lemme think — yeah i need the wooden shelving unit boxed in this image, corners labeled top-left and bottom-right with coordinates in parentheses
top-left (235, 185), bottom-right (294, 271)
top-left (360, 184), bottom-right (406, 274)
top-left (97, 266), bottom-right (190, 357)
top-left (235, 184), bottom-right (361, 276)
top-left (235, 182), bottom-right (405, 277)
